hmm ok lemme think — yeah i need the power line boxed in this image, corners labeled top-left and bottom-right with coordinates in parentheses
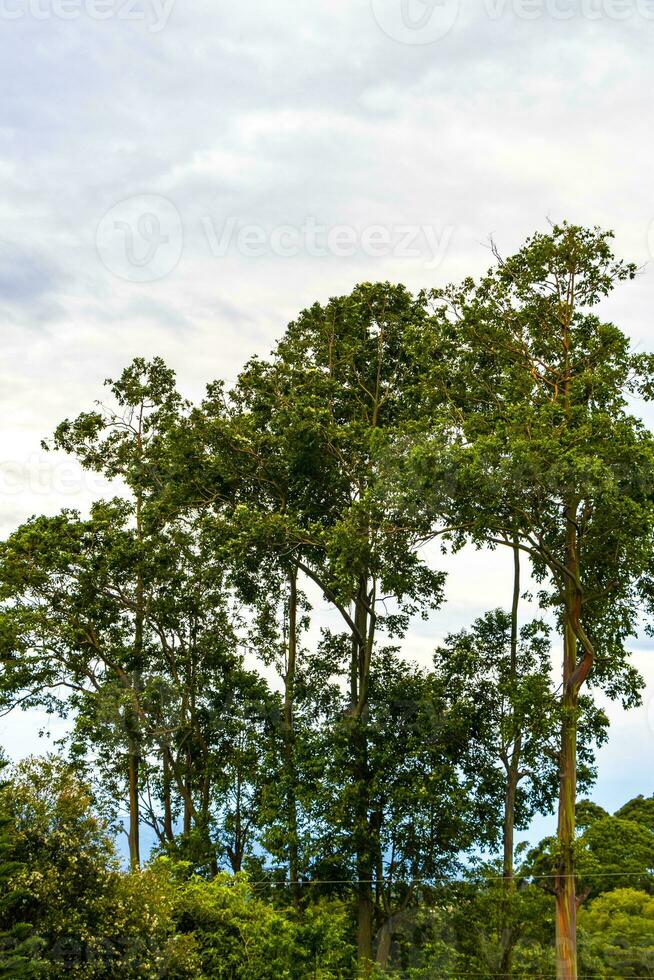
top-left (248, 868), bottom-right (654, 886)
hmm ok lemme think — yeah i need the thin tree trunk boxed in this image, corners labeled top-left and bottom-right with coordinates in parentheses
top-left (352, 576), bottom-right (374, 971)
top-left (283, 566), bottom-right (300, 906)
top-left (126, 671), bottom-right (142, 869)
top-left (127, 737), bottom-right (140, 870)
top-left (162, 748), bottom-right (174, 842)
top-left (556, 689), bottom-right (578, 980)
top-left (500, 762), bottom-right (519, 978)
top-left (555, 511), bottom-right (581, 980)
top-left (356, 776), bottom-right (374, 971)
top-left (502, 763), bottom-right (519, 885)
top-left (372, 811), bottom-right (398, 970)
top-left (183, 745), bottom-right (193, 836)
top-left (555, 617), bottom-right (579, 979)
top-left (375, 908), bottom-right (402, 971)
top-left (375, 890), bottom-right (415, 971)
top-left (128, 451), bottom-right (145, 871)
top-left (127, 657), bottom-right (143, 869)
top-left (500, 539), bottom-right (521, 978)
top-left (226, 769), bottom-right (244, 873)
top-left (162, 743), bottom-right (197, 832)
top-left (510, 536), bottom-right (520, 669)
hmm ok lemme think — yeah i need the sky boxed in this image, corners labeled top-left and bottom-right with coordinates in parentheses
top-left (2, 0), bottom-right (654, 843)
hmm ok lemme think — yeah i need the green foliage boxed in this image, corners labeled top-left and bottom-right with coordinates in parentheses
top-left (2, 226), bottom-right (654, 977)
top-left (414, 224), bottom-right (654, 700)
top-left (579, 889), bottom-right (654, 978)
top-left (3, 757), bottom-right (193, 979)
top-left (0, 759), bottom-right (44, 977)
top-left (2, 754), bottom-right (654, 978)
top-left (223, 281), bottom-right (446, 615)
top-left (577, 814), bottom-right (654, 898)
top-left (616, 795), bottom-right (654, 832)
top-left (172, 872), bottom-right (355, 978)
top-left (433, 610), bottom-right (562, 833)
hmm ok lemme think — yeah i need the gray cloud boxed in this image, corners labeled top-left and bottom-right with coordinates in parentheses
top-left (1, 0), bottom-right (654, 800)
top-left (0, 242), bottom-right (59, 302)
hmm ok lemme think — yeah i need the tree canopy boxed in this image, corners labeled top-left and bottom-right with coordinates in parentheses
top-left (1, 224), bottom-right (653, 979)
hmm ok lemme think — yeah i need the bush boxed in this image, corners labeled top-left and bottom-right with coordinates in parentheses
top-left (579, 888), bottom-right (654, 979)
top-left (171, 872), bottom-right (355, 978)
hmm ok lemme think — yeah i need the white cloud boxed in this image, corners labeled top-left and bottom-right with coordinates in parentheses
top-left (2, 0), bottom-right (654, 809)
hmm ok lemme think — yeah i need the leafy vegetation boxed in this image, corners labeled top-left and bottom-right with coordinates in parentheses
top-left (1, 223), bottom-right (654, 978)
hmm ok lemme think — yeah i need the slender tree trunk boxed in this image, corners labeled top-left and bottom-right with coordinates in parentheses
top-left (502, 766), bottom-right (518, 886)
top-left (352, 575), bottom-right (374, 972)
top-left (127, 736), bottom-right (140, 870)
top-left (355, 748), bottom-right (374, 971)
top-left (127, 471), bottom-right (145, 871)
top-left (555, 617), bottom-right (579, 978)
top-left (126, 669), bottom-right (143, 868)
top-left (500, 762), bottom-right (519, 978)
top-left (283, 566), bottom-right (300, 906)
top-left (555, 510), bottom-right (581, 980)
top-left (183, 745), bottom-right (193, 836)
top-left (510, 537), bottom-right (520, 669)
top-left (372, 811), bottom-right (395, 970)
top-left (162, 742), bottom-right (197, 834)
top-left (227, 770), bottom-right (244, 873)
top-left (126, 671), bottom-right (142, 869)
top-left (500, 539), bottom-right (521, 978)
top-left (375, 891), bottom-right (415, 971)
top-left (162, 749), bottom-right (174, 842)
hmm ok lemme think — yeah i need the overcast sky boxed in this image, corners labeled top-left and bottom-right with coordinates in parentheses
top-left (2, 0), bottom-right (654, 837)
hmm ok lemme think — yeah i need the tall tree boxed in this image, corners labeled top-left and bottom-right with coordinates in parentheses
top-left (218, 283), bottom-right (445, 968)
top-left (46, 357), bottom-right (186, 868)
top-left (0, 499), bottom-right (271, 877)
top-left (167, 283), bottom-right (446, 966)
top-left (289, 640), bottom-right (491, 971)
top-left (407, 223), bottom-right (654, 978)
top-left (433, 605), bottom-right (607, 977)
